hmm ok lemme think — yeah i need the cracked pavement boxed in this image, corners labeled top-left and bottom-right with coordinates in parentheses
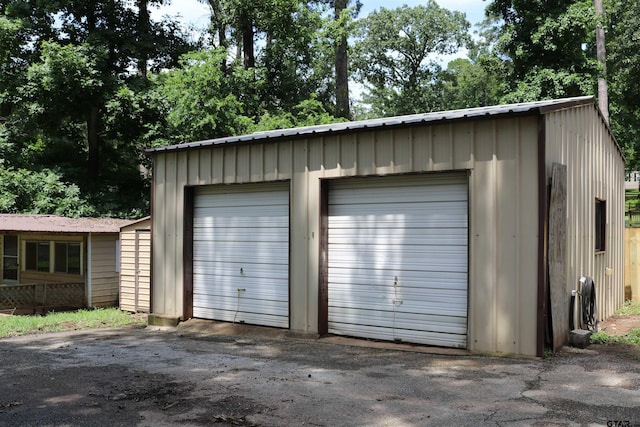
top-left (0, 321), bottom-right (639, 426)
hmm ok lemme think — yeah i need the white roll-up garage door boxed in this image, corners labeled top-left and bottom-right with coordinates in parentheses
top-left (193, 183), bottom-right (289, 328)
top-left (328, 174), bottom-right (468, 348)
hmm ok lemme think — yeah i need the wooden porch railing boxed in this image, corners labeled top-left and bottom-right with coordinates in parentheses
top-left (0, 282), bottom-right (85, 311)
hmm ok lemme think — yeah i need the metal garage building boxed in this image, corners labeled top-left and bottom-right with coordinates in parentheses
top-left (148, 96), bottom-right (624, 357)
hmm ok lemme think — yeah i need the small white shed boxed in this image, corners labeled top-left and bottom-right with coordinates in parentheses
top-left (119, 217), bottom-right (151, 312)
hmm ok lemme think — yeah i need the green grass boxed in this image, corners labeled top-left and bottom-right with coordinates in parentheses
top-left (590, 300), bottom-right (640, 347)
top-left (0, 308), bottom-right (147, 338)
top-left (613, 300), bottom-right (640, 316)
top-left (626, 189), bottom-right (640, 210)
top-left (625, 189), bottom-right (640, 227)
top-left (591, 328), bottom-right (640, 346)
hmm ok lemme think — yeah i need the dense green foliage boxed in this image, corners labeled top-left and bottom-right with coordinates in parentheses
top-left (0, 1), bottom-right (637, 217)
top-left (352, 2), bottom-right (470, 116)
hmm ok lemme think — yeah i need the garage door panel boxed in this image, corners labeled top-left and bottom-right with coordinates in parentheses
top-left (193, 184), bottom-right (289, 328)
top-left (329, 285), bottom-right (467, 307)
top-left (194, 276), bottom-right (288, 295)
top-left (328, 309), bottom-right (467, 336)
top-left (193, 293), bottom-right (288, 312)
top-left (327, 253), bottom-right (468, 273)
top-left (193, 227), bottom-right (288, 242)
top-left (330, 184), bottom-right (467, 204)
top-left (327, 174), bottom-right (468, 348)
top-left (328, 230), bottom-right (468, 246)
top-left (193, 243), bottom-right (289, 263)
top-left (329, 296), bottom-right (467, 318)
top-left (193, 307), bottom-right (288, 328)
top-left (329, 209), bottom-right (467, 229)
top-left (328, 269), bottom-right (468, 288)
top-left (194, 262), bottom-right (289, 281)
top-left (195, 190), bottom-right (288, 206)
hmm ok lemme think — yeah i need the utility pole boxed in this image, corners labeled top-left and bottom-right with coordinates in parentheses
top-left (594, 0), bottom-right (609, 123)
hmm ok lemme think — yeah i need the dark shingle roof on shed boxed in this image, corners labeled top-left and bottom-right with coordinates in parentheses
top-left (0, 214), bottom-right (134, 233)
top-left (148, 96), bottom-right (596, 154)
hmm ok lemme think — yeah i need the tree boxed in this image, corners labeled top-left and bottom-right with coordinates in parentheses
top-left (0, 1), bottom-right (193, 216)
top-left (352, 2), bottom-right (470, 116)
top-left (153, 49), bottom-right (252, 144)
top-left (332, 0), bottom-right (358, 119)
top-left (486, 0), bottom-right (597, 102)
top-left (0, 166), bottom-right (94, 217)
top-left (607, 0), bottom-right (640, 169)
top-left (439, 56), bottom-right (504, 110)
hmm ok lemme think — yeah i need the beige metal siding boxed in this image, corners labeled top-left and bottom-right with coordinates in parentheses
top-left (89, 233), bottom-right (120, 308)
top-left (468, 119), bottom-right (539, 356)
top-left (119, 219), bottom-right (151, 312)
top-left (153, 116), bottom-right (542, 355)
top-left (544, 105), bottom-right (625, 320)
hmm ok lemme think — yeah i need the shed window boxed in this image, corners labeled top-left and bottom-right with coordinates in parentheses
top-left (3, 235), bottom-right (18, 281)
top-left (26, 241), bottom-right (50, 272)
top-left (595, 199), bottom-right (606, 252)
top-left (54, 242), bottom-right (81, 274)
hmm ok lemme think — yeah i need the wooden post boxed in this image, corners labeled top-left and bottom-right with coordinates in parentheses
top-left (549, 163), bottom-right (568, 351)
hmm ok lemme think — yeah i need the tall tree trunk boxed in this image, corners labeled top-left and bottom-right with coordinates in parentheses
top-left (207, 0), bottom-right (228, 72)
top-left (137, 0), bottom-right (150, 77)
top-left (594, 0), bottom-right (609, 123)
top-left (87, 105), bottom-right (100, 180)
top-left (334, 0), bottom-right (350, 119)
top-left (240, 11), bottom-right (254, 68)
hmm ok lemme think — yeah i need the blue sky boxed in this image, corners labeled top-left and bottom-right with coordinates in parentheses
top-left (152, 1), bottom-right (489, 31)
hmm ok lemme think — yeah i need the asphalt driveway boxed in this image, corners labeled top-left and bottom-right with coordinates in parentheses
top-left (0, 320), bottom-right (639, 426)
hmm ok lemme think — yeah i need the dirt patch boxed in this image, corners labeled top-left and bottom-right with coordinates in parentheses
top-left (591, 313), bottom-right (640, 360)
top-left (599, 314), bottom-right (640, 336)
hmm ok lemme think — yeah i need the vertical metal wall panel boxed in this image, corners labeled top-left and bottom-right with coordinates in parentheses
top-left (290, 141), bottom-right (310, 331)
top-left (339, 135), bottom-right (357, 176)
top-left (495, 120), bottom-right (518, 352)
top-left (544, 105), bottom-right (625, 321)
top-left (453, 123), bottom-right (473, 170)
top-left (187, 149), bottom-right (200, 185)
top-left (357, 132), bottom-right (374, 175)
top-left (223, 146), bottom-right (237, 183)
top-left (467, 117), bottom-right (539, 356)
top-left (211, 146), bottom-right (224, 184)
top-left (392, 128), bottom-right (412, 174)
top-left (198, 148), bottom-right (212, 185)
top-left (236, 145), bottom-right (251, 183)
top-left (432, 125), bottom-right (453, 170)
top-left (192, 183), bottom-right (289, 328)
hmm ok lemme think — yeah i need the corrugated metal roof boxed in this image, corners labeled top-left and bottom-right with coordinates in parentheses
top-left (148, 96), bottom-right (595, 154)
top-left (0, 214), bottom-right (135, 234)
